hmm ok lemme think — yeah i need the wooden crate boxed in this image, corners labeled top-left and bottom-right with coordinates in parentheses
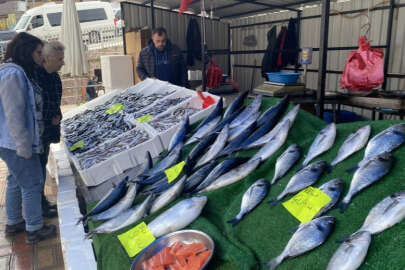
top-left (125, 29), bottom-right (151, 84)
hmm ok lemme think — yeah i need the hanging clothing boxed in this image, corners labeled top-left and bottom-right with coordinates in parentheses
top-left (186, 18), bottom-right (202, 66)
top-left (282, 18), bottom-right (299, 67)
top-left (261, 26), bottom-right (278, 78)
top-left (277, 27), bottom-right (288, 67)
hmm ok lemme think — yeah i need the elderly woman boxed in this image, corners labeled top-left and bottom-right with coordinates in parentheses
top-left (0, 32), bottom-right (56, 244)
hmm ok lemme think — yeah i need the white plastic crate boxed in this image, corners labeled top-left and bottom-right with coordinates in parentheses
top-left (59, 223), bottom-right (86, 249)
top-left (58, 175), bottom-right (76, 193)
top-left (58, 201), bottom-right (82, 226)
top-left (150, 92), bottom-right (221, 151)
top-left (57, 190), bottom-right (78, 207)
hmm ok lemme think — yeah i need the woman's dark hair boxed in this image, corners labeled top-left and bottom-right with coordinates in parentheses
top-left (4, 32), bottom-right (43, 79)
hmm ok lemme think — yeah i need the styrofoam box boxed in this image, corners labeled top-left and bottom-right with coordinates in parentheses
top-left (63, 240), bottom-right (97, 270)
top-left (58, 201), bottom-right (82, 226)
top-left (58, 175), bottom-right (76, 193)
top-left (147, 91), bottom-right (221, 151)
top-left (57, 190), bottom-right (77, 206)
top-left (59, 223), bottom-right (86, 248)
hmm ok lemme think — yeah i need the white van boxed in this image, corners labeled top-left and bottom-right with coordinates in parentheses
top-left (14, 1), bottom-right (116, 43)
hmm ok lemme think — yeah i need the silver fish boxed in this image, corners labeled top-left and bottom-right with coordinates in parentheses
top-left (185, 115), bottom-right (222, 145)
top-left (251, 120), bottom-right (291, 162)
top-left (356, 190), bottom-right (405, 235)
top-left (326, 231), bottom-right (371, 270)
top-left (198, 158), bottom-right (262, 193)
top-left (148, 196), bottom-right (207, 238)
top-left (85, 194), bottom-right (154, 238)
top-left (357, 123), bottom-right (405, 168)
top-left (227, 178), bottom-right (269, 226)
top-left (150, 176), bottom-right (186, 214)
top-left (195, 124), bottom-right (229, 168)
top-left (88, 183), bottom-right (137, 221)
top-left (270, 161), bottom-right (327, 206)
top-left (229, 94), bottom-right (262, 129)
top-left (314, 178), bottom-right (344, 218)
top-left (168, 116), bottom-right (189, 153)
top-left (331, 125), bottom-right (371, 168)
top-left (339, 152), bottom-right (393, 212)
top-left (142, 142), bottom-right (183, 177)
top-left (228, 111), bottom-right (259, 142)
top-left (271, 144), bottom-right (301, 185)
top-left (302, 123), bottom-right (336, 167)
top-left (244, 104), bottom-right (299, 150)
top-left (267, 216), bottom-right (335, 270)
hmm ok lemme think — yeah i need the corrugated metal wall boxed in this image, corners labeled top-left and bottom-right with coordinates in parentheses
top-left (122, 2), bottom-right (230, 73)
top-left (229, 0), bottom-right (405, 119)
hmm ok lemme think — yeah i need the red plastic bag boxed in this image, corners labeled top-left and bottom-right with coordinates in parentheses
top-left (178, 0), bottom-right (194, 15)
top-left (340, 36), bottom-right (384, 92)
top-left (206, 59), bottom-right (223, 89)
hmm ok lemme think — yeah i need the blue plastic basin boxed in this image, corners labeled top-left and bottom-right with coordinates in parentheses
top-left (266, 72), bottom-right (300, 84)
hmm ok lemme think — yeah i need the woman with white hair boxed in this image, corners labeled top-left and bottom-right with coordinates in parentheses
top-left (36, 40), bottom-right (65, 218)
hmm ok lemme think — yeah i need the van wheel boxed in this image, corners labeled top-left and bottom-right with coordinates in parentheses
top-left (89, 31), bottom-right (101, 44)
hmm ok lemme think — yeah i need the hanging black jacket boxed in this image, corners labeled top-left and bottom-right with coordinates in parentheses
top-left (282, 18), bottom-right (299, 67)
top-left (261, 26), bottom-right (277, 78)
top-left (186, 18), bottom-right (202, 66)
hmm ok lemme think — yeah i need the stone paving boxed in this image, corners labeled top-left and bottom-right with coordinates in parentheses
top-left (0, 159), bottom-right (64, 270)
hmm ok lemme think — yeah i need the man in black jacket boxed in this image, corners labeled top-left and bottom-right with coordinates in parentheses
top-left (136, 27), bottom-right (188, 87)
top-left (37, 41), bottom-right (64, 218)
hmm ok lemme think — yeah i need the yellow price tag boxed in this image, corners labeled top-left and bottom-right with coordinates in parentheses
top-left (106, 103), bottom-right (125, 114)
top-left (282, 186), bottom-right (331, 224)
top-left (136, 114), bottom-right (153, 123)
top-left (69, 140), bottom-right (85, 151)
top-left (117, 222), bottom-right (156, 257)
top-left (165, 161), bottom-right (186, 183)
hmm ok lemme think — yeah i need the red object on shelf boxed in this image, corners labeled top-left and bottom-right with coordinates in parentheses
top-left (197, 90), bottom-right (215, 109)
top-left (340, 36), bottom-right (384, 92)
top-left (206, 59), bottom-right (223, 89)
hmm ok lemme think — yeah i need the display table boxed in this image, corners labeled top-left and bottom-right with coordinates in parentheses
top-left (83, 97), bottom-right (405, 270)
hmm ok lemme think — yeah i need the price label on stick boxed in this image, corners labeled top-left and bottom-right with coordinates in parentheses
top-left (106, 103), bottom-right (125, 114)
top-left (282, 186), bottom-right (331, 224)
top-left (165, 161), bottom-right (186, 183)
top-left (136, 114), bottom-right (153, 123)
top-left (117, 222), bottom-right (156, 257)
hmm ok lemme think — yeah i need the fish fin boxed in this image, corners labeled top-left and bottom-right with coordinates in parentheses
top-left (288, 225), bottom-right (299, 235)
top-left (268, 198), bottom-right (280, 208)
top-left (85, 231), bottom-right (95, 239)
top-left (266, 255), bottom-right (283, 270)
top-left (346, 166), bottom-right (358, 173)
top-left (336, 234), bottom-right (351, 243)
top-left (326, 164), bottom-right (334, 174)
top-left (338, 201), bottom-right (350, 213)
top-left (227, 217), bottom-right (241, 226)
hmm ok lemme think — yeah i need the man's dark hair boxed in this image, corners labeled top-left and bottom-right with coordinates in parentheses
top-left (152, 27), bottom-right (167, 36)
top-left (4, 32), bottom-right (43, 79)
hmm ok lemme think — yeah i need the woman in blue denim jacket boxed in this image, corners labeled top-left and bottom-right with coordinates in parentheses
top-left (0, 33), bottom-right (56, 244)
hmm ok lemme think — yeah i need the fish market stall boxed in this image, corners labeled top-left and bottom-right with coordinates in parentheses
top-left (71, 95), bottom-right (405, 270)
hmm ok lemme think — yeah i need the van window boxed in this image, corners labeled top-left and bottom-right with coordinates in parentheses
top-left (46, 8), bottom-right (107, 27)
top-left (31, 15), bottom-right (44, 28)
top-left (78, 8), bottom-right (107, 23)
top-left (47, 12), bottom-right (61, 27)
top-left (14, 15), bottom-right (31, 30)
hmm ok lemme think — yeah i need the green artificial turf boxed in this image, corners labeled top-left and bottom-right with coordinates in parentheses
top-left (88, 97), bottom-right (405, 270)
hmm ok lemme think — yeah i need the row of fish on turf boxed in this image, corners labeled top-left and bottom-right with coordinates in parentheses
top-left (78, 92), bottom-right (297, 237)
top-left (266, 190), bottom-right (405, 270)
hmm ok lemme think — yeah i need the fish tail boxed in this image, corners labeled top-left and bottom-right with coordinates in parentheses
top-left (266, 255), bottom-right (283, 270)
top-left (338, 198), bottom-right (351, 213)
top-left (268, 198), bottom-right (280, 208)
top-left (76, 216), bottom-right (87, 226)
top-left (270, 176), bottom-right (278, 186)
top-left (346, 165), bottom-right (358, 174)
top-left (85, 231), bottom-right (95, 239)
top-left (227, 217), bottom-right (241, 226)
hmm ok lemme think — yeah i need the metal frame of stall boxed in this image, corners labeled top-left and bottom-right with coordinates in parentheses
top-left (121, 0), bottom-right (398, 119)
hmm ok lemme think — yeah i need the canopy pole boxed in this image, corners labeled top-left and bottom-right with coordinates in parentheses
top-left (316, 0), bottom-right (330, 119)
top-left (201, 0), bottom-right (207, 91)
top-left (151, 0), bottom-right (155, 29)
